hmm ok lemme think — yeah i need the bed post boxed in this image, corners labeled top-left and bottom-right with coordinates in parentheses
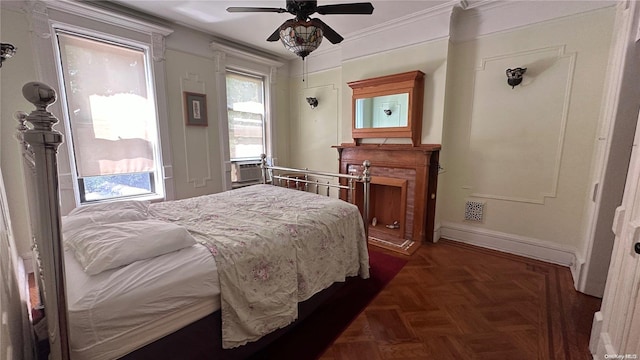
top-left (260, 153), bottom-right (268, 184)
top-left (18, 82), bottom-right (70, 360)
top-left (361, 160), bottom-right (371, 242)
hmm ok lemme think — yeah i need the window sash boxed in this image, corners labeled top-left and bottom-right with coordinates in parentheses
top-left (56, 31), bottom-right (157, 178)
top-left (226, 71), bottom-right (266, 160)
top-left (54, 29), bottom-right (164, 203)
top-left (78, 172), bottom-right (155, 203)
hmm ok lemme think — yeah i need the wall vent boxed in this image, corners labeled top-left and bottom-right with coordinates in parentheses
top-left (465, 200), bottom-right (485, 222)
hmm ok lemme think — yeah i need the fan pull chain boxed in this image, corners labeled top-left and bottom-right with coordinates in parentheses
top-left (302, 57), bottom-right (306, 83)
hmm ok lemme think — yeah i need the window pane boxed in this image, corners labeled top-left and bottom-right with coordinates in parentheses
top-left (57, 32), bottom-right (156, 178)
top-left (226, 72), bottom-right (265, 160)
top-left (81, 173), bottom-right (153, 202)
top-left (55, 31), bottom-right (163, 203)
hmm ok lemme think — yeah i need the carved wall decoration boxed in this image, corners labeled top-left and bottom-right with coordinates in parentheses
top-left (464, 46), bottom-right (576, 204)
top-left (181, 73), bottom-right (212, 188)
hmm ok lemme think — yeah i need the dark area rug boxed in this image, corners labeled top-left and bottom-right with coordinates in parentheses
top-left (248, 250), bottom-right (408, 360)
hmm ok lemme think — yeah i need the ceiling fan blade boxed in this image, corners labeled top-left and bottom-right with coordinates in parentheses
top-left (267, 19), bottom-right (297, 42)
top-left (267, 27), bottom-right (281, 42)
top-left (226, 7), bottom-right (287, 13)
top-left (310, 18), bottom-right (343, 44)
top-left (316, 2), bottom-right (374, 15)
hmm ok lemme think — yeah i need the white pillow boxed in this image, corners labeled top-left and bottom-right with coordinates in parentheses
top-left (62, 209), bottom-right (148, 234)
top-left (68, 200), bottom-right (150, 217)
top-left (65, 220), bottom-right (196, 275)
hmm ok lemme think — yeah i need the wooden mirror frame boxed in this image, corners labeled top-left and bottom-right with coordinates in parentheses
top-left (348, 70), bottom-right (425, 146)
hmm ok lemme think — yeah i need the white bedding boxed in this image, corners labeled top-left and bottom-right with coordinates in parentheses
top-left (64, 243), bottom-right (220, 360)
top-left (149, 184), bottom-right (369, 349)
top-left (63, 184), bottom-right (368, 358)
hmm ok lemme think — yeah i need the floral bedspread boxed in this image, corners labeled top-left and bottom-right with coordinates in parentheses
top-left (148, 184), bottom-right (369, 349)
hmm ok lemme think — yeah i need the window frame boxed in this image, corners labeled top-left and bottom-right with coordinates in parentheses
top-left (52, 26), bottom-right (166, 204)
top-left (226, 69), bottom-right (267, 162)
top-left (24, 1), bottom-right (175, 212)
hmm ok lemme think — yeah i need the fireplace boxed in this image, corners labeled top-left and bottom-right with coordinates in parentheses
top-left (355, 176), bottom-right (407, 239)
top-left (335, 144), bottom-right (440, 254)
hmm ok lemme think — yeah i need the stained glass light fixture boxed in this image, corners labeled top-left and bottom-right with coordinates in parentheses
top-left (279, 21), bottom-right (323, 59)
top-left (0, 43), bottom-right (17, 68)
top-left (227, 1), bottom-right (374, 60)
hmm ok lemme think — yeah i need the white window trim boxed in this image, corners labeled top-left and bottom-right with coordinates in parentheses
top-left (210, 41), bottom-right (284, 191)
top-left (23, 0), bottom-right (175, 212)
top-left (226, 69), bottom-right (267, 162)
top-left (53, 27), bottom-right (164, 204)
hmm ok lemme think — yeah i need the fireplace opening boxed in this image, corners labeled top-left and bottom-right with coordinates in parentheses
top-left (355, 176), bottom-right (407, 243)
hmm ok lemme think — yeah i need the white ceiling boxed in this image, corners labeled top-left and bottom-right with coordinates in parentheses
top-left (107, 0), bottom-right (617, 63)
top-left (112, 0), bottom-right (456, 59)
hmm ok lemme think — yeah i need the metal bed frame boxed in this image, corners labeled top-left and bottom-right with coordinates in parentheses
top-left (260, 154), bottom-right (371, 240)
top-left (15, 81), bottom-right (372, 360)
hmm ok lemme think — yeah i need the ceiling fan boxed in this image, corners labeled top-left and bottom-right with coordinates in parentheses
top-left (227, 0), bottom-right (374, 59)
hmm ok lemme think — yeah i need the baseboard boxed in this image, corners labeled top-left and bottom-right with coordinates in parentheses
top-left (571, 254), bottom-right (585, 290)
top-left (589, 311), bottom-right (602, 355)
top-left (592, 331), bottom-right (617, 359)
top-left (440, 221), bottom-right (578, 270)
top-left (433, 223), bottom-right (442, 244)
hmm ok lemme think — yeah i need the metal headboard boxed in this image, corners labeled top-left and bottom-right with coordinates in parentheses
top-left (260, 154), bottom-right (372, 240)
top-left (16, 82), bottom-right (70, 360)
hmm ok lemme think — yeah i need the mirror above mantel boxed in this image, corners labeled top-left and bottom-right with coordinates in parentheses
top-left (348, 70), bottom-right (425, 146)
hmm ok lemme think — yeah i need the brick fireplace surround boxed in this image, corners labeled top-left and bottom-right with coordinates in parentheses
top-left (334, 144), bottom-right (440, 254)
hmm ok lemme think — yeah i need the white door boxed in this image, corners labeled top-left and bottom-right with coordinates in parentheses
top-left (591, 111), bottom-right (640, 358)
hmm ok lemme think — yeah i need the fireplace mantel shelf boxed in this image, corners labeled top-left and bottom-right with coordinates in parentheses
top-left (333, 143), bottom-right (441, 152)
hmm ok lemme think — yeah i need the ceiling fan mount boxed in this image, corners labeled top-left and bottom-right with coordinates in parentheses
top-left (286, 0), bottom-right (319, 21)
top-left (227, 0), bottom-right (374, 59)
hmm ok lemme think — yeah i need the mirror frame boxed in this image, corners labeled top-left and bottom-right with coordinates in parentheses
top-left (348, 70), bottom-right (424, 146)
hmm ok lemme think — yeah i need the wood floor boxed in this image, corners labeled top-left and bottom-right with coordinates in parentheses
top-left (28, 239), bottom-right (601, 359)
top-left (319, 239), bottom-right (601, 360)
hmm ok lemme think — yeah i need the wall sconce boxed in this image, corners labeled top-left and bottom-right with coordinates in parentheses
top-left (506, 67), bottom-right (527, 89)
top-left (0, 43), bottom-right (17, 68)
top-left (383, 109), bottom-right (392, 116)
top-left (306, 97), bottom-right (318, 109)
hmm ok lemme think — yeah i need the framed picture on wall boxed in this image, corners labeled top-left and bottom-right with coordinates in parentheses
top-left (184, 92), bottom-right (208, 126)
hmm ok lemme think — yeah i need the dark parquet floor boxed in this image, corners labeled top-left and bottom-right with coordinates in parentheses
top-left (319, 239), bottom-right (602, 360)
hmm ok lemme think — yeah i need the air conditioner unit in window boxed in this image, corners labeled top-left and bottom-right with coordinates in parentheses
top-left (232, 161), bottom-right (262, 183)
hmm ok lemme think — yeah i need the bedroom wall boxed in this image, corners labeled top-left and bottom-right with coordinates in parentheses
top-left (288, 6), bottom-right (616, 278)
top-left (288, 67), bottom-right (342, 172)
top-left (439, 7), bottom-right (616, 271)
top-left (163, 41), bottom-right (290, 197)
top-left (155, 26), bottom-right (291, 197)
top-left (288, 39), bottom-right (449, 174)
top-left (340, 39), bottom-right (450, 146)
top-left (164, 48), bottom-right (224, 199)
top-left (0, 7), bottom-right (39, 259)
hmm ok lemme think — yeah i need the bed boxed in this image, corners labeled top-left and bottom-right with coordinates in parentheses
top-left (13, 82), bottom-right (372, 360)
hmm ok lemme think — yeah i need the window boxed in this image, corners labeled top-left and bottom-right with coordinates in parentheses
top-left (226, 71), bottom-right (266, 160)
top-left (55, 31), bottom-right (163, 203)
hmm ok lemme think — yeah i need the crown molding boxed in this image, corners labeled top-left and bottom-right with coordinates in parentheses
top-left (451, 0), bottom-right (616, 42)
top-left (344, 0), bottom-right (462, 43)
top-left (40, 0), bottom-right (173, 36)
top-left (289, 0), bottom-right (615, 76)
top-left (210, 40), bottom-right (285, 68)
